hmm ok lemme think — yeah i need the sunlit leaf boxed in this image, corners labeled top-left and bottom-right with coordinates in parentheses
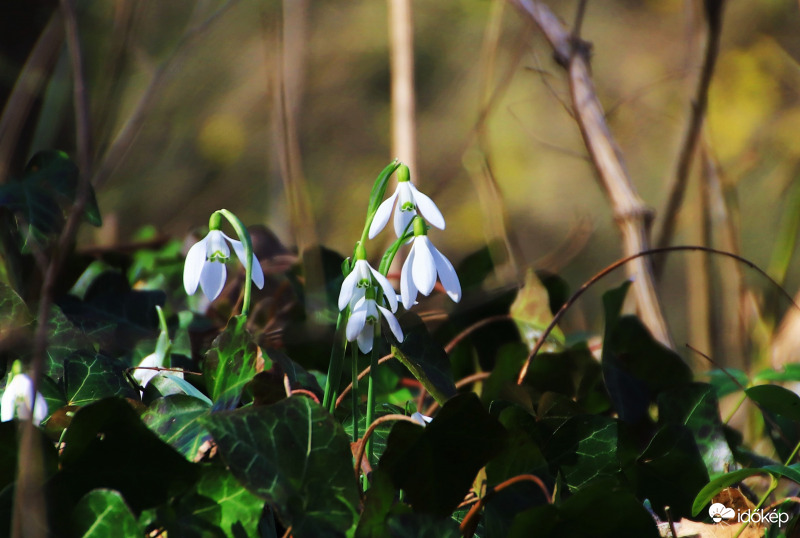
top-left (196, 464), bottom-right (266, 537)
top-left (142, 395), bottom-right (212, 461)
top-left (202, 396), bottom-right (360, 537)
top-left (71, 489), bottom-right (141, 537)
top-left (510, 269), bottom-right (564, 351)
top-left (204, 315), bottom-right (258, 411)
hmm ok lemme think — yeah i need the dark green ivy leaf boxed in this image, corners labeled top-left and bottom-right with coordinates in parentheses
top-left (201, 397), bottom-right (360, 537)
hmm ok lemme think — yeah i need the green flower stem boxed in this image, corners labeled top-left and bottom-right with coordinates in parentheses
top-left (365, 323), bottom-right (381, 469)
top-left (216, 209), bottom-right (255, 317)
top-left (322, 311), bottom-right (347, 412)
top-left (351, 343), bottom-right (360, 444)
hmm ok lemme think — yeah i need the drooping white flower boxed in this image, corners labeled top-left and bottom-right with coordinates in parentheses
top-left (368, 166), bottom-right (445, 239)
top-left (345, 296), bottom-right (404, 354)
top-left (400, 228), bottom-right (461, 310)
top-left (1, 373), bottom-right (48, 424)
top-left (411, 412), bottom-right (433, 427)
top-left (183, 229), bottom-right (265, 302)
top-left (338, 259), bottom-right (398, 313)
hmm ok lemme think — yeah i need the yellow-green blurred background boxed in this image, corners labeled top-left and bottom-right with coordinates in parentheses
top-left (4, 0), bottom-right (800, 368)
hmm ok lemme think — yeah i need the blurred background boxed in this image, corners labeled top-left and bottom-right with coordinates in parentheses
top-left (3, 0), bottom-right (800, 370)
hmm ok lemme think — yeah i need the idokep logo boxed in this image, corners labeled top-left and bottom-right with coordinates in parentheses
top-left (709, 502), bottom-right (790, 527)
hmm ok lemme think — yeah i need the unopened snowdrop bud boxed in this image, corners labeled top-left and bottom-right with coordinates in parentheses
top-left (400, 216), bottom-right (461, 310)
top-left (368, 164), bottom-right (445, 239)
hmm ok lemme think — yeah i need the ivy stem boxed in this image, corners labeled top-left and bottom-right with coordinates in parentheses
top-left (216, 209), bottom-right (255, 317)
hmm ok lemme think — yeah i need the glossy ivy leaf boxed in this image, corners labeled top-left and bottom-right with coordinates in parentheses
top-left (657, 383), bottom-right (734, 474)
top-left (196, 464), bottom-right (266, 538)
top-left (204, 315), bottom-right (258, 411)
top-left (508, 481), bottom-right (659, 537)
top-left (45, 305), bottom-right (95, 380)
top-left (63, 351), bottom-right (138, 406)
top-left (546, 415), bottom-right (619, 492)
top-left (0, 150), bottom-right (101, 253)
top-left (201, 397), bottom-right (360, 537)
top-left (378, 393), bottom-right (507, 517)
top-left (142, 395), bottom-right (212, 461)
top-left (746, 384), bottom-right (800, 461)
top-left (632, 424), bottom-right (710, 519)
top-left (57, 272), bottom-right (164, 357)
top-left (692, 464), bottom-right (800, 517)
top-left (71, 489), bottom-right (141, 537)
top-left (510, 269), bottom-right (564, 352)
top-left (392, 312), bottom-right (456, 405)
top-left (601, 281), bottom-right (692, 424)
top-left (48, 398), bottom-right (199, 528)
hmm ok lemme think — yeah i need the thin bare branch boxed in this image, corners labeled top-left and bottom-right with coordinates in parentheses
top-left (654, 1), bottom-right (725, 275)
top-left (509, 0), bottom-right (671, 347)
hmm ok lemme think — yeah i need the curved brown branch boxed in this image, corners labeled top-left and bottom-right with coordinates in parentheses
top-left (335, 354), bottom-right (394, 409)
top-left (459, 474), bottom-right (551, 537)
top-left (654, 2), bottom-right (725, 276)
top-left (424, 372), bottom-right (491, 415)
top-left (353, 414), bottom-right (421, 485)
top-left (509, 0), bottom-right (671, 348)
top-left (516, 245), bottom-right (800, 384)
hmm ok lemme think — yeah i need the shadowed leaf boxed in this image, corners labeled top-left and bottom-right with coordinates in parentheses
top-left (71, 489), bottom-right (141, 537)
top-left (204, 315), bottom-right (258, 411)
top-left (142, 395), bottom-right (212, 461)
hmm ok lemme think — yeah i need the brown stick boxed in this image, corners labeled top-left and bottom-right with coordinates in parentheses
top-left (335, 354), bottom-right (394, 409)
top-left (353, 414), bottom-right (421, 484)
top-left (509, 0), bottom-right (671, 348)
top-left (654, 1), bottom-right (725, 276)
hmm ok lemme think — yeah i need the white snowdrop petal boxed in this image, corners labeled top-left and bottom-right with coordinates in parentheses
top-left (370, 267), bottom-right (398, 312)
top-left (183, 238), bottom-right (208, 295)
top-left (356, 327), bottom-right (374, 354)
top-left (369, 193), bottom-right (398, 239)
top-left (411, 237), bottom-right (437, 296)
top-left (400, 248), bottom-right (418, 310)
top-left (431, 244), bottom-right (462, 303)
top-left (338, 268), bottom-right (360, 311)
top-left (200, 261), bottom-right (227, 302)
top-left (378, 305), bottom-right (404, 343)
top-left (346, 307), bottom-right (368, 342)
top-left (409, 184), bottom-right (445, 230)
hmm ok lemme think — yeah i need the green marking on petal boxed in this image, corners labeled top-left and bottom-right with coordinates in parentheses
top-left (400, 202), bottom-right (416, 212)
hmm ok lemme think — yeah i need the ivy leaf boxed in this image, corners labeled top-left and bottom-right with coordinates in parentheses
top-left (201, 397), bottom-right (360, 537)
top-left (546, 415), bottom-right (619, 492)
top-left (71, 489), bottom-right (142, 537)
top-left (142, 395), bottom-right (212, 461)
top-left (204, 315), bottom-right (258, 411)
top-left (746, 384), bottom-right (800, 461)
top-left (196, 464), bottom-right (266, 537)
top-left (0, 150), bottom-right (101, 253)
top-left (601, 281), bottom-right (692, 424)
top-left (63, 351), bottom-right (138, 406)
top-left (658, 383), bottom-right (734, 474)
top-left (378, 393), bottom-right (507, 517)
top-left (392, 313), bottom-right (456, 405)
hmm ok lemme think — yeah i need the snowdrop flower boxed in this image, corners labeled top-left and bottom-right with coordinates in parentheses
top-left (346, 295), bottom-right (404, 354)
top-left (184, 229), bottom-right (264, 302)
top-left (401, 217), bottom-right (461, 310)
top-left (1, 371), bottom-right (47, 423)
top-left (338, 245), bottom-right (398, 313)
top-left (368, 164), bottom-right (445, 239)
top-left (132, 306), bottom-right (182, 394)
